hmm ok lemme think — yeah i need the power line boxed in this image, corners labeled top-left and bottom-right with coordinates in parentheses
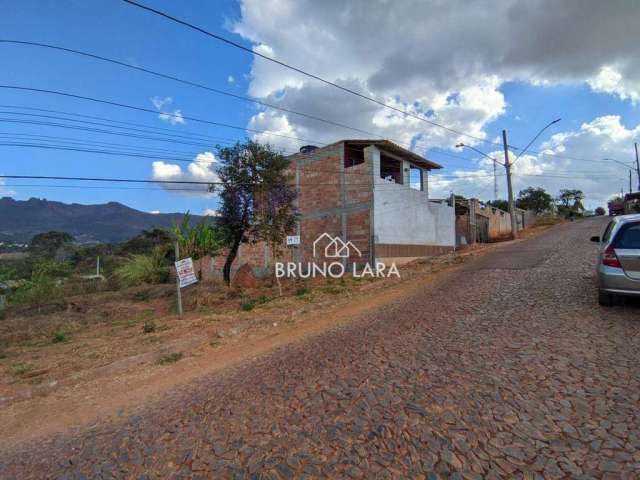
top-left (0, 38), bottom-right (476, 162)
top-left (119, 0), bottom-right (509, 149)
top-left (0, 85), bottom-right (327, 146)
top-left (0, 40), bottom-right (388, 141)
top-left (0, 106), bottom-right (247, 145)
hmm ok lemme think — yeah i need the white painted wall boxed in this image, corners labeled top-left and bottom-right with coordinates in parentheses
top-left (368, 146), bottom-right (455, 247)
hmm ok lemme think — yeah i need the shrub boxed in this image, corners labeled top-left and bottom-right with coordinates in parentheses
top-left (158, 352), bottom-right (183, 365)
top-left (52, 331), bottom-right (70, 343)
top-left (115, 252), bottom-right (168, 287)
top-left (7, 259), bottom-right (72, 305)
top-left (257, 295), bottom-right (271, 304)
top-left (295, 287), bottom-right (311, 297)
top-left (11, 363), bottom-right (33, 376)
top-left (142, 321), bottom-right (156, 333)
top-left (240, 298), bottom-right (255, 311)
top-left (133, 290), bottom-right (150, 302)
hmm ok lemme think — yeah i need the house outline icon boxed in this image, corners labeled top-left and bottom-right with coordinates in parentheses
top-left (312, 232), bottom-right (362, 258)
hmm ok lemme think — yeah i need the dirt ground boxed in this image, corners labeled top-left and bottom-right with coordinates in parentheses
top-left (0, 226), bottom-right (552, 448)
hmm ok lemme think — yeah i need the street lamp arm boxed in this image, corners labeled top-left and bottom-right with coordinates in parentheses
top-left (512, 118), bottom-right (561, 165)
top-left (455, 143), bottom-right (503, 166)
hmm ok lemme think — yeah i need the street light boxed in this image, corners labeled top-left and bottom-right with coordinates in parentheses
top-left (503, 118), bottom-right (561, 238)
top-left (455, 142), bottom-right (502, 200)
top-left (511, 118), bottom-right (562, 165)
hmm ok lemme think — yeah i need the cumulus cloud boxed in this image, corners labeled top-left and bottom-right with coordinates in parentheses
top-left (151, 151), bottom-right (219, 196)
top-left (430, 116), bottom-right (640, 208)
top-left (227, 75), bottom-right (235, 84)
top-left (151, 96), bottom-right (186, 125)
top-left (230, 0), bottom-right (640, 208)
top-left (232, 0), bottom-right (640, 153)
top-left (203, 208), bottom-right (221, 217)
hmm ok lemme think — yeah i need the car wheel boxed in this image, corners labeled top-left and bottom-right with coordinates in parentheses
top-left (598, 290), bottom-right (614, 306)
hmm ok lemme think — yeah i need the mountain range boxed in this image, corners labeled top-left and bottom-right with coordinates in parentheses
top-left (0, 197), bottom-right (204, 244)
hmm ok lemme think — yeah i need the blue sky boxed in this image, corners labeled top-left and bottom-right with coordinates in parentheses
top-left (2, 0), bottom-right (640, 212)
top-left (1, 0), bottom-right (250, 214)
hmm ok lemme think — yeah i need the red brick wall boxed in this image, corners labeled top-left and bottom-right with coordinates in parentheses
top-left (218, 141), bottom-right (375, 277)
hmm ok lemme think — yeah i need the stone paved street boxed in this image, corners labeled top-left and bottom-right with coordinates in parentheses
top-left (2, 217), bottom-right (640, 479)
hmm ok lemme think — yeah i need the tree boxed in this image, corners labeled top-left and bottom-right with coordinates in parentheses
top-left (216, 140), bottom-right (297, 285)
top-left (486, 199), bottom-right (509, 211)
top-left (595, 207), bottom-right (606, 216)
top-left (253, 184), bottom-right (297, 295)
top-left (120, 228), bottom-right (172, 255)
top-left (28, 231), bottom-right (74, 259)
top-left (557, 189), bottom-right (585, 218)
top-left (516, 187), bottom-right (553, 213)
top-left (172, 213), bottom-right (224, 280)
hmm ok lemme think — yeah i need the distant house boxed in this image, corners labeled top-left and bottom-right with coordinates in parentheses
top-left (454, 198), bottom-right (531, 245)
top-left (289, 139), bottom-right (455, 265)
top-left (213, 139), bottom-right (456, 277)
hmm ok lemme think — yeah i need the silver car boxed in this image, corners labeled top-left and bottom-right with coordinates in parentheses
top-left (591, 213), bottom-right (640, 306)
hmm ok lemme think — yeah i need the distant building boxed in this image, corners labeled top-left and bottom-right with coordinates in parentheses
top-left (213, 139), bottom-right (457, 277)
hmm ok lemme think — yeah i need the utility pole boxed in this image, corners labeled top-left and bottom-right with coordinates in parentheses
top-left (635, 142), bottom-right (640, 191)
top-left (175, 241), bottom-right (183, 316)
top-left (630, 170), bottom-right (633, 194)
top-left (493, 160), bottom-right (498, 201)
top-left (502, 129), bottom-right (517, 238)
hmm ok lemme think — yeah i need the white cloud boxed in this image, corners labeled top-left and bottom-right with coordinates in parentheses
top-left (229, 1), bottom-right (640, 209)
top-left (150, 96), bottom-right (186, 125)
top-left (587, 66), bottom-right (640, 105)
top-left (227, 75), bottom-right (235, 84)
top-left (232, 0), bottom-right (640, 154)
top-left (150, 210), bottom-right (161, 214)
top-left (203, 208), bottom-right (221, 217)
top-left (151, 151), bottom-right (220, 196)
top-left (430, 116), bottom-right (640, 209)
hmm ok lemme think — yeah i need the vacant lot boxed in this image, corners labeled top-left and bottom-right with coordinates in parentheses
top-left (2, 235), bottom-right (521, 447)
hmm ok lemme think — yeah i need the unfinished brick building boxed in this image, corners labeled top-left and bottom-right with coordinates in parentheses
top-left (212, 139), bottom-right (456, 278)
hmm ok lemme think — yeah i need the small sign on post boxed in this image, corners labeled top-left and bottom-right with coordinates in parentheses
top-left (286, 235), bottom-right (300, 246)
top-left (175, 257), bottom-right (198, 288)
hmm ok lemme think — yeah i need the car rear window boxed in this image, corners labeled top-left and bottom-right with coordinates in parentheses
top-left (614, 223), bottom-right (640, 249)
top-left (602, 221), bottom-right (615, 242)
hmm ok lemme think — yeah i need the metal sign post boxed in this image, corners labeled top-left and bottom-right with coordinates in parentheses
top-left (175, 241), bottom-right (182, 315)
top-left (174, 244), bottom-right (198, 316)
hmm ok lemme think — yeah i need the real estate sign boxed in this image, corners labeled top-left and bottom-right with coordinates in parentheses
top-left (175, 257), bottom-right (198, 288)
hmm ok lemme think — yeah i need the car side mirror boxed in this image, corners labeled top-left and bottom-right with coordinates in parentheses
top-left (590, 236), bottom-right (600, 243)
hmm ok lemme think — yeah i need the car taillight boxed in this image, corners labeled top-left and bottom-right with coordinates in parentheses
top-left (602, 246), bottom-right (622, 268)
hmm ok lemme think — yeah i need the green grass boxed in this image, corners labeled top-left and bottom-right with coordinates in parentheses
top-left (257, 295), bottom-right (272, 304)
top-left (133, 290), bottom-right (150, 302)
top-left (240, 298), bottom-right (256, 311)
top-left (158, 352), bottom-right (183, 365)
top-left (142, 321), bottom-right (156, 333)
top-left (295, 287), bottom-right (311, 297)
top-left (11, 363), bottom-right (33, 376)
top-left (52, 331), bottom-right (70, 343)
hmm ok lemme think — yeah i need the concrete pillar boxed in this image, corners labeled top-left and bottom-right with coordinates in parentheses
top-left (402, 160), bottom-right (410, 186)
top-left (365, 145), bottom-right (381, 186)
top-left (422, 169), bottom-right (429, 198)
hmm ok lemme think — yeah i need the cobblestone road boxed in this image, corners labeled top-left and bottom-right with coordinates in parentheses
top-left (3, 218), bottom-right (640, 479)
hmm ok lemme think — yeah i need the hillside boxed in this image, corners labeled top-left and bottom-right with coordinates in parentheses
top-left (0, 197), bottom-right (204, 244)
